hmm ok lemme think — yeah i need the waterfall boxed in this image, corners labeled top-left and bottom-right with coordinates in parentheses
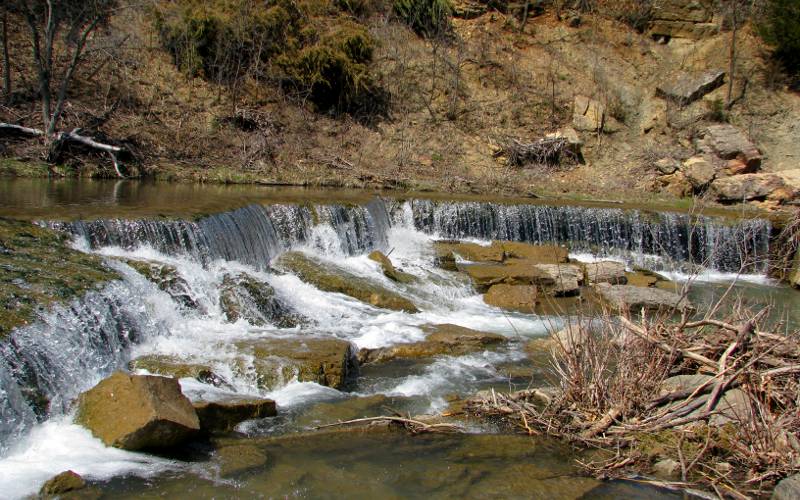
top-left (401, 200), bottom-right (771, 273)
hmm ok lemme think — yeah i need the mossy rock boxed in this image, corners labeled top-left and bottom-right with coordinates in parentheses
top-left (234, 336), bottom-right (358, 390)
top-left (219, 272), bottom-right (303, 327)
top-left (368, 251), bottom-right (415, 284)
top-left (358, 324), bottom-right (506, 364)
top-left (40, 470), bottom-right (86, 496)
top-left (0, 218), bottom-right (119, 339)
top-left (124, 258), bottom-right (197, 309)
top-left (275, 251), bottom-right (419, 312)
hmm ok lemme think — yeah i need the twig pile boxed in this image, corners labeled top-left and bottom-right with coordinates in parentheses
top-left (496, 136), bottom-right (577, 168)
top-left (467, 308), bottom-right (800, 498)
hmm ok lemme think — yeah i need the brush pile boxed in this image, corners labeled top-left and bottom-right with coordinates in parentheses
top-left (467, 306), bottom-right (800, 498)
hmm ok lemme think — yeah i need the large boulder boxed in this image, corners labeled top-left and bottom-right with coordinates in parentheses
top-left (129, 355), bottom-right (229, 388)
top-left (219, 272), bottom-right (302, 327)
top-left (656, 70), bottom-right (725, 104)
top-left (594, 283), bottom-right (692, 313)
top-left (710, 173), bottom-right (786, 203)
top-left (358, 324), bottom-right (506, 365)
top-left (773, 474), bottom-right (800, 500)
top-left (483, 284), bottom-right (537, 313)
top-left (275, 252), bottom-right (418, 313)
top-left (76, 372), bottom-right (200, 451)
top-left (648, 0), bottom-right (717, 39)
top-left (698, 124), bottom-right (761, 170)
top-left (234, 336), bottom-right (357, 390)
top-left (573, 95), bottom-right (605, 132)
top-left (193, 397), bottom-right (277, 433)
top-left (530, 263), bottom-right (583, 296)
top-left (368, 251), bottom-right (415, 284)
top-left (682, 156), bottom-right (716, 190)
top-left (584, 261), bottom-right (627, 285)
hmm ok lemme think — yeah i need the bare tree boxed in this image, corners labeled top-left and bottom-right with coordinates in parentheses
top-left (1, 7), bottom-right (10, 103)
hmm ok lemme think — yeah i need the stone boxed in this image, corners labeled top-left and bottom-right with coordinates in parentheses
top-left (652, 459), bottom-right (681, 479)
top-left (451, 0), bottom-right (487, 19)
top-left (40, 470), bottom-right (86, 496)
top-left (461, 261), bottom-right (554, 292)
top-left (76, 372), bottom-right (200, 451)
top-left (551, 322), bottom-right (593, 353)
top-left (594, 284), bottom-right (692, 313)
top-left (545, 127), bottom-right (583, 156)
top-left (496, 242), bottom-right (569, 263)
top-left (682, 156), bottom-right (716, 190)
top-left (776, 169), bottom-right (800, 200)
top-left (193, 397), bottom-right (277, 433)
top-left (699, 124), bottom-right (761, 170)
top-left (660, 374), bottom-right (714, 395)
top-left (710, 173), bottom-right (786, 203)
top-left (649, 20), bottom-right (718, 40)
top-left (124, 259), bottom-right (197, 310)
top-left (573, 95), bottom-right (605, 132)
top-left (129, 355), bottom-right (228, 387)
top-left (789, 251), bottom-right (800, 289)
top-left (276, 252), bottom-right (418, 312)
top-left (585, 261), bottom-right (627, 284)
top-left (640, 98), bottom-right (668, 134)
top-left (625, 270), bottom-right (673, 289)
top-left (219, 272), bottom-right (301, 327)
top-left (358, 324), bottom-right (506, 365)
top-left (531, 263), bottom-right (583, 296)
top-left (368, 251), bottom-right (415, 284)
top-left (434, 241), bottom-right (504, 262)
top-left (773, 474), bottom-right (800, 500)
top-left (656, 71), bottom-right (725, 104)
top-left (216, 444), bottom-right (268, 477)
top-left (711, 388), bottom-right (753, 426)
top-left (234, 336), bottom-right (357, 390)
top-left (652, 0), bottom-right (713, 22)
top-left (483, 284), bottom-right (537, 313)
top-left (602, 116), bottom-right (624, 134)
top-left (655, 157), bottom-right (680, 175)
top-left (660, 172), bottom-right (693, 198)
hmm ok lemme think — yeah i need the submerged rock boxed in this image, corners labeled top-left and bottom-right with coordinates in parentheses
top-left (129, 355), bottom-right (228, 387)
top-left (124, 259), bottom-right (197, 310)
top-left (220, 272), bottom-right (302, 327)
top-left (584, 261), bottom-right (627, 285)
top-left (234, 336), bottom-right (357, 390)
top-left (483, 284), bottom-right (537, 313)
top-left (368, 251), bottom-right (415, 283)
top-left (40, 470), bottom-right (86, 496)
top-left (276, 252), bottom-right (419, 313)
top-left (594, 284), bottom-right (692, 313)
top-left (215, 443), bottom-right (268, 477)
top-left (358, 324), bottom-right (506, 364)
top-left (76, 372), bottom-right (200, 451)
top-left (193, 397), bottom-right (277, 433)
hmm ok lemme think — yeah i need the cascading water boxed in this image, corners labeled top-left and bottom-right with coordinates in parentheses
top-left (0, 195), bottom-right (777, 498)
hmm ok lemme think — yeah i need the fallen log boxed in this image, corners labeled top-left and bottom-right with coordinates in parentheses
top-left (0, 122), bottom-right (127, 178)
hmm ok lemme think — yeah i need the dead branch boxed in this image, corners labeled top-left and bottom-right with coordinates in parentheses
top-left (315, 416), bottom-right (464, 434)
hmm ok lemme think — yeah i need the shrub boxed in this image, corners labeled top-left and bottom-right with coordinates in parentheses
top-left (758, 0), bottom-right (800, 79)
top-left (393, 0), bottom-right (452, 37)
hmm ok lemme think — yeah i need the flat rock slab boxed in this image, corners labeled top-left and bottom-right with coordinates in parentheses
top-left (234, 336), bottom-right (357, 390)
top-left (77, 372), bottom-right (200, 451)
top-left (129, 354), bottom-right (227, 387)
top-left (585, 261), bottom-right (627, 285)
top-left (595, 284), bottom-right (692, 313)
top-left (496, 242), bottom-right (569, 263)
top-left (531, 263), bottom-right (583, 296)
top-left (483, 284), bottom-right (537, 313)
top-left (358, 324), bottom-right (506, 364)
top-left (699, 124), bottom-right (761, 170)
top-left (434, 241), bottom-right (504, 262)
top-left (194, 397), bottom-right (277, 433)
top-left (656, 70), bottom-right (725, 104)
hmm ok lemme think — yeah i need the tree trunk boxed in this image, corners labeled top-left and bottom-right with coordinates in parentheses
top-left (726, 2), bottom-right (737, 110)
top-left (1, 9), bottom-right (10, 103)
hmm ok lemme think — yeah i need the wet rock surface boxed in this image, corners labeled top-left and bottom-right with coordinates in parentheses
top-left (219, 272), bottom-right (302, 327)
top-left (40, 470), bottom-right (86, 496)
top-left (594, 283), bottom-right (692, 313)
top-left (124, 259), bottom-right (198, 310)
top-left (358, 324), bottom-right (506, 364)
top-left (129, 355), bottom-right (228, 387)
top-left (194, 397), bottom-right (277, 434)
top-left (276, 251), bottom-right (419, 312)
top-left (368, 251), bottom-right (415, 283)
top-left (483, 284), bottom-right (537, 312)
top-left (76, 372), bottom-right (200, 451)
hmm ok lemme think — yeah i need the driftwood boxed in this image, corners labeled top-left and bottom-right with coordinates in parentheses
top-left (0, 122), bottom-right (127, 177)
top-left (496, 136), bottom-right (577, 168)
top-left (315, 416), bottom-right (465, 434)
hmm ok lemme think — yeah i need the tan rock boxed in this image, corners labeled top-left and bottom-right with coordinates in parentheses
top-left (434, 241), bottom-right (504, 262)
top-left (699, 124), bottom-right (761, 170)
top-left (532, 263), bottom-right (583, 296)
top-left (216, 444), bottom-right (268, 477)
top-left (483, 284), bottom-right (537, 313)
top-left (234, 337), bottom-right (357, 390)
top-left (710, 173), bottom-right (786, 203)
top-left (594, 284), bottom-right (692, 313)
top-left (40, 471), bottom-right (86, 496)
top-left (682, 156), bottom-right (716, 190)
top-left (358, 324), bottom-right (506, 364)
top-left (656, 70), bottom-right (725, 104)
top-left (76, 372), bottom-right (200, 451)
top-left (461, 261), bottom-right (554, 292)
top-left (496, 242), bottom-right (569, 263)
top-left (368, 251), bottom-right (415, 284)
top-left (573, 95), bottom-right (605, 132)
top-left (129, 355), bottom-right (227, 387)
top-left (640, 98), bottom-right (668, 134)
top-left (585, 261), bottom-right (627, 284)
top-left (193, 397), bottom-right (277, 433)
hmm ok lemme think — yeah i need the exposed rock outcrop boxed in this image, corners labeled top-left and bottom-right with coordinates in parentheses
top-left (76, 372), bottom-right (200, 451)
top-left (682, 156), bottom-right (716, 190)
top-left (648, 0), bottom-right (718, 39)
top-left (276, 251), bottom-right (418, 312)
top-left (773, 474), bottom-right (800, 500)
top-left (358, 324), bottom-right (506, 364)
top-left (656, 70), bottom-right (725, 104)
top-left (434, 241), bottom-right (504, 262)
top-left (710, 173), bottom-right (786, 203)
top-left (125, 259), bottom-right (198, 310)
top-left (697, 124), bottom-right (762, 171)
top-left (594, 283), bottom-right (692, 313)
top-left (573, 95), bottom-right (605, 132)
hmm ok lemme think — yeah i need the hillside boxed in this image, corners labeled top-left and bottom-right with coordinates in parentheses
top-left (1, 0), bottom-right (799, 208)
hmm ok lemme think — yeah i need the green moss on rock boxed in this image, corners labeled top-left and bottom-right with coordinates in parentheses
top-left (0, 218), bottom-right (118, 339)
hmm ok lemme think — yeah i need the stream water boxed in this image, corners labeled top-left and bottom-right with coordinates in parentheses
top-left (0, 179), bottom-right (795, 499)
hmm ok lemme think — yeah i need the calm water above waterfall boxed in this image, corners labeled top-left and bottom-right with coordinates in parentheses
top-left (0, 178), bottom-right (794, 499)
